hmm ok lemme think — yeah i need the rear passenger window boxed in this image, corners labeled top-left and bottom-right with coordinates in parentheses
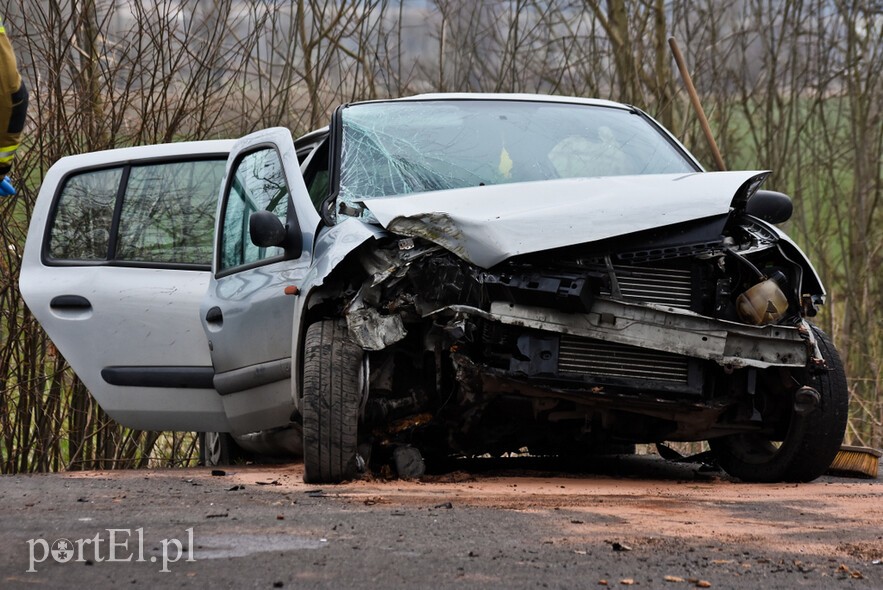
top-left (116, 161), bottom-right (224, 264)
top-left (47, 159), bottom-right (226, 266)
top-left (49, 168), bottom-right (122, 260)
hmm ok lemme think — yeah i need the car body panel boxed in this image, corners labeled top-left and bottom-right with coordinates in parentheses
top-left (19, 141), bottom-right (235, 431)
top-left (364, 171), bottom-right (767, 269)
top-left (200, 128), bottom-right (319, 434)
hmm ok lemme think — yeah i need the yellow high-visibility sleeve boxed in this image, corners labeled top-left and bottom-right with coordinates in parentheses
top-left (0, 18), bottom-right (28, 176)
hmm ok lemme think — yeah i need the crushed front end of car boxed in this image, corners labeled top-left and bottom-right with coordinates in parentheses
top-left (300, 96), bottom-right (847, 484)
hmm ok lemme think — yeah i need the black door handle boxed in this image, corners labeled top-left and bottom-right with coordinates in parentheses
top-left (50, 295), bottom-right (92, 310)
top-left (205, 306), bottom-right (223, 324)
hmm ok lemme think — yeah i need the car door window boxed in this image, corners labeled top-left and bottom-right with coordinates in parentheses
top-left (220, 148), bottom-right (290, 271)
top-left (116, 161), bottom-right (225, 264)
top-left (49, 168), bottom-right (122, 260)
top-left (47, 158), bottom-right (226, 266)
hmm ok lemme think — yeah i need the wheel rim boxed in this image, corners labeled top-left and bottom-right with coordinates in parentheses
top-left (205, 432), bottom-right (223, 465)
top-left (721, 433), bottom-right (782, 465)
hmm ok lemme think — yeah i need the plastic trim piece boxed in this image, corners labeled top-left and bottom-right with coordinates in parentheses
top-left (101, 366), bottom-right (215, 389)
top-left (212, 357), bottom-right (292, 396)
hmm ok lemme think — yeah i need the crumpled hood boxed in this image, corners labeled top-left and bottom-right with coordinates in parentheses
top-left (363, 171), bottom-right (768, 268)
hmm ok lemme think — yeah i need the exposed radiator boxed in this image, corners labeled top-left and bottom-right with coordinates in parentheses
top-left (558, 335), bottom-right (690, 383)
top-left (600, 264), bottom-right (693, 309)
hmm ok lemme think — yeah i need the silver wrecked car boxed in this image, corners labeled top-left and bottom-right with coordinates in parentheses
top-left (20, 94), bottom-right (846, 483)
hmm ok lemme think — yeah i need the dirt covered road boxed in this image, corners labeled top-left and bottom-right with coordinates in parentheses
top-left (1, 454), bottom-right (881, 589)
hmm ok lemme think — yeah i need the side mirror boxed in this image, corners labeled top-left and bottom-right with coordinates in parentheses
top-left (249, 210), bottom-right (287, 247)
top-left (745, 190), bottom-right (793, 224)
top-left (249, 211), bottom-right (303, 259)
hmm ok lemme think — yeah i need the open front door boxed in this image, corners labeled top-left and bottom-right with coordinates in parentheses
top-left (200, 128), bottom-right (321, 434)
top-left (20, 141), bottom-right (236, 431)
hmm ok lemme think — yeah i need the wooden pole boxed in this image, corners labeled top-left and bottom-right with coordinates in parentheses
top-left (668, 36), bottom-right (727, 171)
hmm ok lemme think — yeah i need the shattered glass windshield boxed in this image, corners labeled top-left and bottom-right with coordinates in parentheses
top-left (337, 100), bottom-right (696, 218)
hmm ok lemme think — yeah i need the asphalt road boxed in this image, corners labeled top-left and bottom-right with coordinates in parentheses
top-left (1, 454), bottom-right (881, 589)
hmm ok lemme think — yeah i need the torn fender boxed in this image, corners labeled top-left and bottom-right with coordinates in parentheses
top-left (345, 290), bottom-right (408, 351)
top-left (305, 216), bottom-right (387, 288)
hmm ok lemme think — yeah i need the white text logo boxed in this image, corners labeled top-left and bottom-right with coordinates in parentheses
top-left (27, 528), bottom-right (195, 573)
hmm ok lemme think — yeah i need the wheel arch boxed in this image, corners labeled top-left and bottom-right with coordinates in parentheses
top-left (292, 235), bottom-right (379, 412)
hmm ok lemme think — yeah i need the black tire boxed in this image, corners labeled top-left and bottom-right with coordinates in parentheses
top-left (709, 325), bottom-right (848, 482)
top-left (198, 432), bottom-right (243, 467)
top-left (302, 319), bottom-right (363, 484)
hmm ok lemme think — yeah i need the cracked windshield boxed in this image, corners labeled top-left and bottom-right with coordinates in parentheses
top-left (337, 100), bottom-right (696, 218)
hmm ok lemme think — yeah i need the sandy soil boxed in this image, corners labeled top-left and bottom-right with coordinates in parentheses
top-left (64, 455), bottom-right (883, 564)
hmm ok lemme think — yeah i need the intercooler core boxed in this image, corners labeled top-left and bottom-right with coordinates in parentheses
top-left (603, 264), bottom-right (693, 309)
top-left (558, 336), bottom-right (690, 383)
top-left (502, 261), bottom-right (699, 391)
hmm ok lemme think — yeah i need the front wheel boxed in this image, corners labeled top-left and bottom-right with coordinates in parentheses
top-left (710, 325), bottom-right (848, 482)
top-left (301, 319), bottom-right (364, 484)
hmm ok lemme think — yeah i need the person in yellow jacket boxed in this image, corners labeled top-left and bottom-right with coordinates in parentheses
top-left (0, 16), bottom-right (28, 196)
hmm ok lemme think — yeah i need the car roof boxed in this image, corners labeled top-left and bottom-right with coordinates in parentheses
top-left (50, 139), bottom-right (237, 172)
top-left (353, 92), bottom-right (633, 111)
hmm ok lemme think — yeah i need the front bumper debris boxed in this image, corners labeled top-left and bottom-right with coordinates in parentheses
top-left (434, 297), bottom-right (810, 370)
